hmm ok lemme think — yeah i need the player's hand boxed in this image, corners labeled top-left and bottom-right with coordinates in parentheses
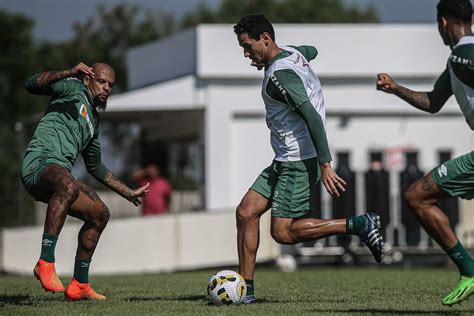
top-left (70, 62), bottom-right (95, 79)
top-left (320, 162), bottom-right (346, 197)
top-left (376, 73), bottom-right (398, 94)
top-left (128, 182), bottom-right (150, 206)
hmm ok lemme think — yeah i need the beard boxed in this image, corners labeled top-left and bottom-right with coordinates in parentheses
top-left (94, 95), bottom-right (107, 111)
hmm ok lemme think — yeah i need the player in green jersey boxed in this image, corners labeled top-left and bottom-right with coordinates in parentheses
top-left (234, 15), bottom-right (384, 304)
top-left (377, 0), bottom-right (474, 306)
top-left (21, 62), bottom-right (149, 301)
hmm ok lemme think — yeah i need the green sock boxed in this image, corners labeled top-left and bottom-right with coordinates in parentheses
top-left (446, 241), bottom-right (474, 277)
top-left (40, 233), bottom-right (58, 263)
top-left (245, 279), bottom-right (254, 297)
top-left (346, 215), bottom-right (366, 236)
top-left (73, 258), bottom-right (91, 283)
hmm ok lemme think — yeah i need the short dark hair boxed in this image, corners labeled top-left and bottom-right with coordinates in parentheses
top-left (233, 15), bottom-right (275, 41)
top-left (437, 0), bottom-right (472, 24)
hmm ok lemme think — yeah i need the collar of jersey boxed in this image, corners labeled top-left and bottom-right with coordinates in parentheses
top-left (454, 35), bottom-right (474, 49)
top-left (265, 49), bottom-right (292, 69)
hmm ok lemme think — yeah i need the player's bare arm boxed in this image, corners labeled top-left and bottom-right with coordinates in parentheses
top-left (35, 62), bottom-right (96, 88)
top-left (376, 73), bottom-right (452, 113)
top-left (103, 171), bottom-right (150, 206)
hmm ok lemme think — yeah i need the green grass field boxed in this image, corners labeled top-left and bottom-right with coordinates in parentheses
top-left (0, 267), bottom-right (472, 315)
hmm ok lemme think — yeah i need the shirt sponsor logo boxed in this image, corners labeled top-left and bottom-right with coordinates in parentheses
top-left (450, 54), bottom-right (474, 66)
top-left (80, 104), bottom-right (88, 117)
top-left (79, 104), bottom-right (94, 137)
top-left (270, 74), bottom-right (287, 96)
top-left (437, 164), bottom-right (448, 178)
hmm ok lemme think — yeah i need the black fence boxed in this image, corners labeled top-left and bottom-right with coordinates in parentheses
top-left (294, 150), bottom-right (466, 266)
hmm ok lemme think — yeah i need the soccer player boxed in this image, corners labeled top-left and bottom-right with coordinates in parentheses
top-left (234, 15), bottom-right (384, 304)
top-left (21, 62), bottom-right (150, 301)
top-left (377, 0), bottom-right (474, 306)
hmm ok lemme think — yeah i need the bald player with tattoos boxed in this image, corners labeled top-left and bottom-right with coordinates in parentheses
top-left (21, 62), bottom-right (149, 301)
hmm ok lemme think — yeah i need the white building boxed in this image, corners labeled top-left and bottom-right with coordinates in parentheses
top-left (107, 24), bottom-right (472, 211)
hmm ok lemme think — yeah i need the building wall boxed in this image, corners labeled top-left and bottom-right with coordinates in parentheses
top-left (2, 210), bottom-right (278, 275)
top-left (203, 79), bottom-right (474, 241)
top-left (205, 80), bottom-right (471, 208)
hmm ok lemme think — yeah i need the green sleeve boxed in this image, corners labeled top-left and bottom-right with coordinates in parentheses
top-left (288, 45), bottom-right (318, 61)
top-left (24, 74), bottom-right (80, 97)
top-left (297, 102), bottom-right (332, 164)
top-left (24, 74), bottom-right (47, 95)
top-left (81, 133), bottom-right (109, 181)
top-left (450, 44), bottom-right (474, 89)
top-left (433, 68), bottom-right (452, 94)
top-left (267, 69), bottom-right (310, 108)
top-left (266, 69), bottom-right (332, 164)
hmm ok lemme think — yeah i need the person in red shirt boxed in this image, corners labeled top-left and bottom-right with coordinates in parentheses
top-left (131, 164), bottom-right (172, 215)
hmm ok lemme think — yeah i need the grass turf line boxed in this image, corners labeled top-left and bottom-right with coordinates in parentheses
top-left (0, 267), bottom-right (472, 315)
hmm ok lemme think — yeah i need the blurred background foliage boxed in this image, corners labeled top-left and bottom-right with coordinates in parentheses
top-left (0, 0), bottom-right (378, 226)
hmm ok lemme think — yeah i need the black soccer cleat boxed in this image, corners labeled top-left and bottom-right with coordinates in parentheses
top-left (360, 212), bottom-right (384, 263)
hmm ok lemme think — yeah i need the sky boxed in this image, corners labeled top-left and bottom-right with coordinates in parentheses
top-left (0, 0), bottom-right (451, 43)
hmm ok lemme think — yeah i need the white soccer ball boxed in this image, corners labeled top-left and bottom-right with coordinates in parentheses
top-left (275, 254), bottom-right (297, 272)
top-left (207, 270), bottom-right (247, 305)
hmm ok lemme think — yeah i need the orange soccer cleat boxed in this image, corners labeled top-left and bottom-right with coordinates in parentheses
top-left (65, 278), bottom-right (106, 301)
top-left (33, 259), bottom-right (65, 292)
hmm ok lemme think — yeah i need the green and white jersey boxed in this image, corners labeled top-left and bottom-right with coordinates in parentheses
top-left (262, 45), bottom-right (326, 162)
top-left (24, 76), bottom-right (103, 172)
top-left (444, 36), bottom-right (474, 130)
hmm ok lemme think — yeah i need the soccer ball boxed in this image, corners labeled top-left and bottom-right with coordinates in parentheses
top-left (275, 254), bottom-right (297, 272)
top-left (207, 270), bottom-right (247, 305)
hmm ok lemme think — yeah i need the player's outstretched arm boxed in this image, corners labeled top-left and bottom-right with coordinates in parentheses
top-left (376, 72), bottom-right (452, 114)
top-left (103, 171), bottom-right (150, 206)
top-left (82, 139), bottom-right (149, 206)
top-left (24, 62), bottom-right (95, 95)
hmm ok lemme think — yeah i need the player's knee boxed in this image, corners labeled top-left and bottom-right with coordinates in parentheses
top-left (58, 182), bottom-right (80, 205)
top-left (271, 227), bottom-right (294, 245)
top-left (93, 203), bottom-right (110, 228)
top-left (404, 184), bottom-right (422, 211)
top-left (236, 203), bottom-right (258, 224)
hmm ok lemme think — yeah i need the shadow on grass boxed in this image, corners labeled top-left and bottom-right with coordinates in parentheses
top-left (308, 308), bottom-right (467, 315)
top-left (0, 294), bottom-right (60, 306)
top-left (125, 295), bottom-right (281, 304)
top-left (126, 295), bottom-right (207, 302)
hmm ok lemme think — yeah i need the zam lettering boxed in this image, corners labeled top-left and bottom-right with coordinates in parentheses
top-left (80, 104), bottom-right (94, 137)
top-left (450, 54), bottom-right (474, 66)
top-left (270, 74), bottom-right (287, 95)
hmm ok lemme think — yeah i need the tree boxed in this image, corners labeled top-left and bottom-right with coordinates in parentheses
top-left (181, 0), bottom-right (378, 28)
top-left (37, 5), bottom-right (176, 92)
top-left (0, 5), bottom-right (175, 226)
top-left (0, 10), bottom-right (40, 226)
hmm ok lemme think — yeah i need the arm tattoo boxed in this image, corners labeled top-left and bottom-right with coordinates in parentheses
top-left (103, 171), bottom-right (134, 199)
top-left (421, 177), bottom-right (434, 192)
top-left (395, 85), bottom-right (432, 112)
top-left (35, 69), bottom-right (74, 88)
